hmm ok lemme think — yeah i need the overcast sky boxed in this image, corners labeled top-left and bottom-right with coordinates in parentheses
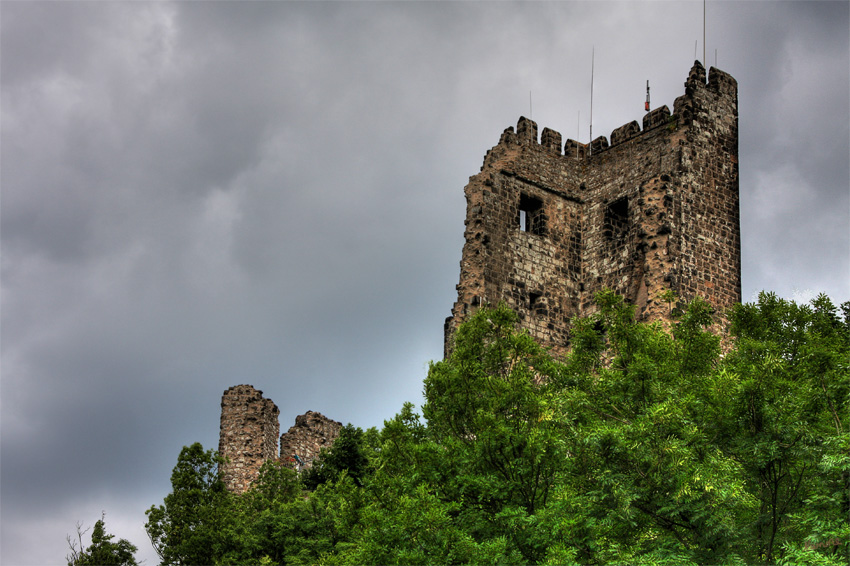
top-left (2, 1), bottom-right (848, 564)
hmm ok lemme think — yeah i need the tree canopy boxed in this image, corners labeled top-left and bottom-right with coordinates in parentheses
top-left (67, 513), bottom-right (138, 566)
top-left (142, 291), bottom-right (849, 565)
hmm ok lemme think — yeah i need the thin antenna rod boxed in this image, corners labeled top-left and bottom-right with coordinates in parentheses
top-left (703, 0), bottom-right (706, 67)
top-left (577, 110), bottom-right (580, 158)
top-left (529, 91), bottom-right (533, 119)
top-left (715, 48), bottom-right (718, 67)
top-left (694, 40), bottom-right (697, 61)
top-left (590, 47), bottom-right (594, 154)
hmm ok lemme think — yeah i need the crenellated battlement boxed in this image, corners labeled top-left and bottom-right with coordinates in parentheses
top-left (643, 105), bottom-right (671, 130)
top-left (445, 62), bottom-right (740, 356)
top-left (496, 61), bottom-right (737, 162)
top-left (610, 120), bottom-right (641, 146)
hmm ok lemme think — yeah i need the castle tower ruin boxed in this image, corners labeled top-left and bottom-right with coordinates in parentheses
top-left (445, 62), bottom-right (740, 355)
top-left (218, 384), bottom-right (280, 493)
top-left (218, 385), bottom-right (342, 492)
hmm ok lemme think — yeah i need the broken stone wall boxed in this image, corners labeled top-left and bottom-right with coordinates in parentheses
top-left (219, 384), bottom-right (280, 493)
top-left (279, 411), bottom-right (342, 470)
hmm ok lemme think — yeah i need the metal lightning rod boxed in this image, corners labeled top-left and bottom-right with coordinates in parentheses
top-left (590, 47), bottom-right (594, 154)
top-left (577, 111), bottom-right (580, 158)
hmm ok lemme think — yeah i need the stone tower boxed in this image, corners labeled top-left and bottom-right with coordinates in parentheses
top-left (445, 62), bottom-right (740, 355)
top-left (218, 384), bottom-right (280, 493)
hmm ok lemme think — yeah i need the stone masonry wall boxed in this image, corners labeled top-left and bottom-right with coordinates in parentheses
top-left (674, 66), bottom-right (740, 312)
top-left (446, 61), bottom-right (740, 355)
top-left (219, 384), bottom-right (280, 494)
top-left (279, 411), bottom-right (343, 471)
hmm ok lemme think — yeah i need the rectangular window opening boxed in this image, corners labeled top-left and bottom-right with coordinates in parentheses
top-left (604, 197), bottom-right (629, 240)
top-left (529, 291), bottom-right (542, 312)
top-left (519, 194), bottom-right (545, 235)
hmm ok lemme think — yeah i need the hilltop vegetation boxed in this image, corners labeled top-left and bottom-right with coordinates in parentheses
top-left (144, 291), bottom-right (849, 565)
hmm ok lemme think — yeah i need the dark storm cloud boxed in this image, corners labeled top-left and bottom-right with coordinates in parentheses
top-left (727, 1), bottom-right (849, 300)
top-left (2, 2), bottom-right (847, 564)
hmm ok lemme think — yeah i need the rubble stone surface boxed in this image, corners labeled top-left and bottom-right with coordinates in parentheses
top-left (218, 384), bottom-right (280, 493)
top-left (279, 411), bottom-right (342, 470)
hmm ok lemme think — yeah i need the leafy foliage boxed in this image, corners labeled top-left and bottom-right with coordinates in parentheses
top-left (145, 442), bottom-right (236, 565)
top-left (67, 513), bottom-right (139, 566)
top-left (302, 424), bottom-right (372, 490)
top-left (724, 292), bottom-right (850, 563)
top-left (142, 291), bottom-right (849, 565)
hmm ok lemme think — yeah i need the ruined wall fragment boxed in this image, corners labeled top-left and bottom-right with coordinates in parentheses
top-left (279, 411), bottom-right (342, 470)
top-left (219, 384), bottom-right (280, 493)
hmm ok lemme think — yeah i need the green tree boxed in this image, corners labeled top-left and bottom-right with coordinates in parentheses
top-left (423, 304), bottom-right (566, 562)
top-left (141, 291), bottom-right (848, 565)
top-left (721, 292), bottom-right (850, 563)
top-left (145, 443), bottom-right (236, 565)
top-left (67, 513), bottom-right (139, 566)
top-left (302, 424), bottom-right (372, 490)
top-left (327, 402), bottom-right (520, 565)
top-left (338, 482), bottom-right (518, 566)
top-left (545, 291), bottom-right (754, 564)
top-left (221, 459), bottom-right (364, 565)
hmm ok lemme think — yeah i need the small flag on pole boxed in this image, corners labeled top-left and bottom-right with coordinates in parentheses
top-left (645, 80), bottom-right (650, 112)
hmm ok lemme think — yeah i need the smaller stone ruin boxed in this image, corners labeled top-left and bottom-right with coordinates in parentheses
top-left (279, 411), bottom-right (342, 471)
top-left (218, 384), bottom-right (342, 492)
